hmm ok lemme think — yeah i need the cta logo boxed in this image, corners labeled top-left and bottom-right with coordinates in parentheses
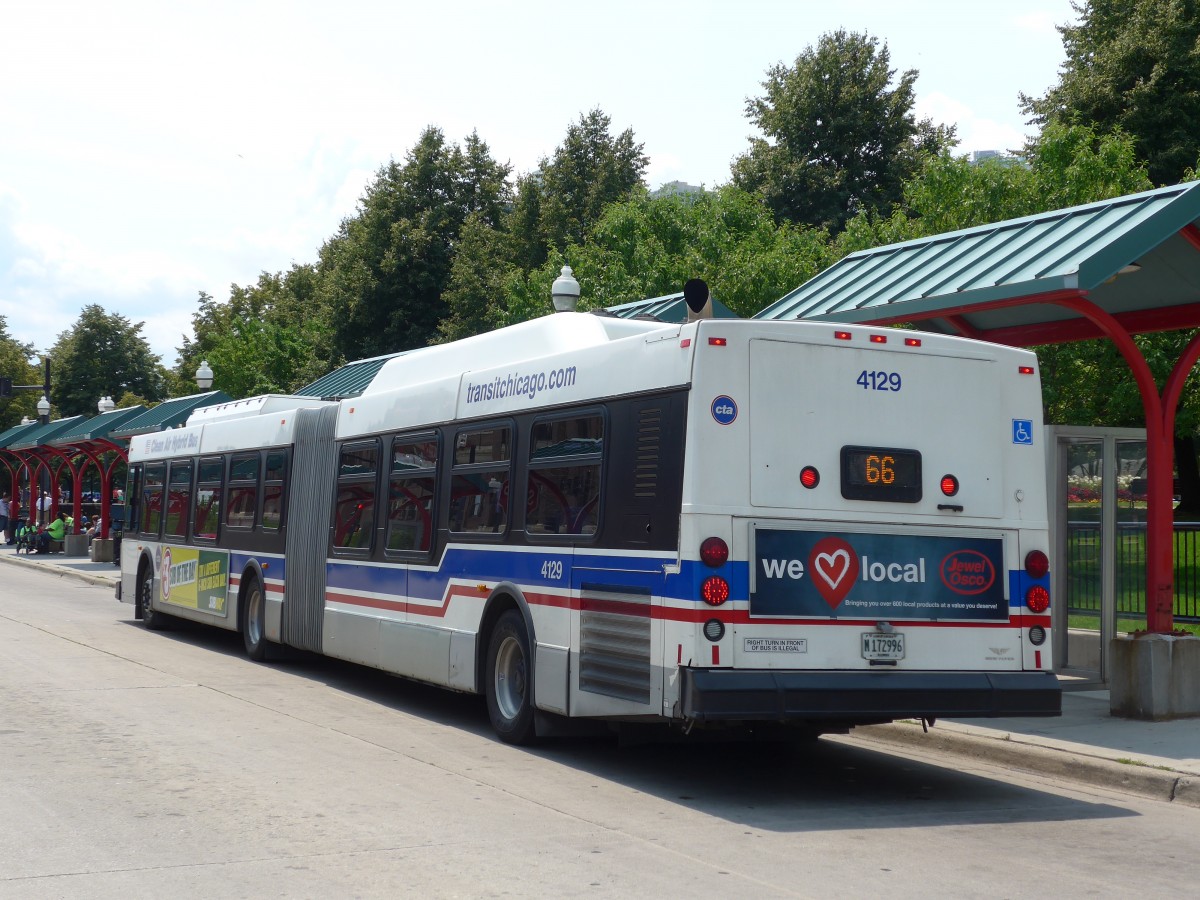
top-left (808, 536), bottom-right (859, 609)
top-left (940, 550), bottom-right (996, 595)
top-left (711, 395), bottom-right (738, 425)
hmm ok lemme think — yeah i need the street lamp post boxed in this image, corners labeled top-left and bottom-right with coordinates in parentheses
top-left (35, 393), bottom-right (49, 525)
top-left (195, 360), bottom-right (213, 391)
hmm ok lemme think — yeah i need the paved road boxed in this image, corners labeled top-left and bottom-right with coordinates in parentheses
top-left (2, 565), bottom-right (1197, 899)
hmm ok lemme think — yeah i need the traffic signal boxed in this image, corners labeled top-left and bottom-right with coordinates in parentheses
top-left (0, 377), bottom-right (12, 397)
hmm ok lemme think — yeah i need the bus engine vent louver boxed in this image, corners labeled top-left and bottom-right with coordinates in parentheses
top-left (579, 584), bottom-right (652, 703)
top-left (634, 407), bottom-right (662, 498)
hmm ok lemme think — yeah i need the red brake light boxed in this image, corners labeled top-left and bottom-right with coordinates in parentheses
top-left (800, 466), bottom-right (820, 489)
top-left (708, 337), bottom-right (727, 346)
top-left (701, 576), bottom-right (730, 606)
top-left (940, 474), bottom-right (959, 496)
top-left (904, 337), bottom-right (921, 347)
top-left (834, 331), bottom-right (852, 341)
top-left (1025, 549), bottom-right (1050, 579)
top-left (699, 537), bottom-right (729, 568)
top-left (870, 334), bottom-right (887, 344)
top-left (1025, 585), bottom-right (1050, 613)
top-left (1019, 366), bottom-right (1035, 375)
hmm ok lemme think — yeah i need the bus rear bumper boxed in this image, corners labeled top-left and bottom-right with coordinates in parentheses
top-left (680, 668), bottom-right (1062, 722)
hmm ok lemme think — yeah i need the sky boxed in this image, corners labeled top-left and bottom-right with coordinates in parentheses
top-left (0, 0), bottom-right (1078, 369)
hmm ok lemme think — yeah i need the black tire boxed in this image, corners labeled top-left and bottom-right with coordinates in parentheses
top-left (139, 560), bottom-right (170, 631)
top-left (485, 609), bottom-right (536, 744)
top-left (240, 574), bottom-right (268, 661)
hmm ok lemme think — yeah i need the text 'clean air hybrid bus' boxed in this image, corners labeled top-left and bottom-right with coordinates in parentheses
top-left (118, 303), bottom-right (1060, 743)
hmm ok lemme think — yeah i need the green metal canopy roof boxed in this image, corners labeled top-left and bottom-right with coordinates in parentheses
top-left (297, 353), bottom-right (407, 400)
top-left (606, 293), bottom-right (739, 322)
top-left (46, 406), bottom-right (145, 446)
top-left (756, 181), bottom-right (1200, 345)
top-left (7, 416), bottom-right (88, 451)
top-left (0, 420), bottom-right (41, 450)
top-left (109, 391), bottom-right (233, 439)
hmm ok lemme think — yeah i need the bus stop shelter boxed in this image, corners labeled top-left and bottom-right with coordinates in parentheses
top-left (0, 391), bottom-right (232, 546)
top-left (756, 182), bottom-right (1200, 715)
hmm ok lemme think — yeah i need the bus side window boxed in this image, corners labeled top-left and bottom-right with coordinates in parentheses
top-left (193, 456), bottom-right (224, 541)
top-left (125, 465), bottom-right (143, 533)
top-left (525, 414), bottom-right (603, 537)
top-left (334, 441), bottom-right (379, 550)
top-left (141, 463), bottom-right (166, 536)
top-left (386, 435), bottom-right (437, 553)
top-left (262, 451), bottom-right (287, 532)
top-left (449, 426), bottom-right (511, 535)
top-left (226, 454), bottom-right (259, 529)
top-left (165, 461), bottom-right (193, 539)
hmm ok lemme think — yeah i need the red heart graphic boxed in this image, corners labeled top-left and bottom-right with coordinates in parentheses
top-left (808, 536), bottom-right (859, 609)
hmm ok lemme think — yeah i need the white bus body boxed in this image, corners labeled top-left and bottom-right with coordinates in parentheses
top-left (119, 312), bottom-right (1059, 742)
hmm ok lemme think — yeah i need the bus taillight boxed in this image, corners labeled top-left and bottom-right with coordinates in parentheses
top-left (700, 537), bottom-right (728, 567)
top-left (1025, 549), bottom-right (1049, 579)
top-left (800, 466), bottom-right (820, 489)
top-left (701, 576), bottom-right (730, 606)
top-left (940, 474), bottom-right (959, 496)
top-left (1025, 585), bottom-right (1050, 613)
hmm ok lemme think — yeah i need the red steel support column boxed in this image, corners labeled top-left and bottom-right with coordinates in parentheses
top-left (1051, 297), bottom-right (1198, 632)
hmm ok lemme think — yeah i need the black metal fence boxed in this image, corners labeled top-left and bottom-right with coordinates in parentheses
top-left (1064, 521), bottom-right (1200, 623)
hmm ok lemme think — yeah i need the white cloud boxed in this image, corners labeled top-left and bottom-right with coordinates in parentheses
top-left (917, 92), bottom-right (1031, 156)
top-left (1014, 10), bottom-right (1063, 36)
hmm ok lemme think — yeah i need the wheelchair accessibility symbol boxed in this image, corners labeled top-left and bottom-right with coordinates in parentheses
top-left (1012, 419), bottom-right (1034, 445)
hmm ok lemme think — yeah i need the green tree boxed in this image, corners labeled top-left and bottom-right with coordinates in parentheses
top-left (0, 316), bottom-right (39, 430)
top-left (1022, 0), bottom-right (1200, 186)
top-left (436, 213), bottom-right (514, 343)
top-left (508, 109), bottom-right (648, 272)
top-left (48, 305), bottom-right (165, 418)
top-left (177, 264), bottom-right (334, 397)
top-left (835, 123), bottom-right (1152, 253)
top-left (319, 127), bottom-right (512, 360)
top-left (732, 29), bottom-right (954, 233)
top-left (553, 187), bottom-right (830, 318)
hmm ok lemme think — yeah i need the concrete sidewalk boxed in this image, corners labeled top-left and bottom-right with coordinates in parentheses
top-left (3, 544), bottom-right (1197, 806)
top-left (1, 542), bottom-right (119, 588)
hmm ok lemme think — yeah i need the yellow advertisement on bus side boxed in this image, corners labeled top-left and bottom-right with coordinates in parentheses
top-left (158, 545), bottom-right (229, 616)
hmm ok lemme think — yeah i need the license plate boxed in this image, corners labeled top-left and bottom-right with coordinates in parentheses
top-left (861, 632), bottom-right (905, 660)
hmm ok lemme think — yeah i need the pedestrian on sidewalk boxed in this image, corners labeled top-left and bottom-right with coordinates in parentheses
top-left (0, 493), bottom-right (9, 544)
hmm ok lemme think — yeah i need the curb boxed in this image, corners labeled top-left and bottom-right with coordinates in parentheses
top-left (849, 721), bottom-right (1200, 808)
top-left (0, 553), bottom-right (119, 589)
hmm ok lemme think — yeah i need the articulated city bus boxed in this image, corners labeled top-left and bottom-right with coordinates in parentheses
top-left (118, 309), bottom-right (1060, 743)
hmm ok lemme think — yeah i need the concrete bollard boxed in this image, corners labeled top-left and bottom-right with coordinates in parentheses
top-left (1110, 634), bottom-right (1200, 720)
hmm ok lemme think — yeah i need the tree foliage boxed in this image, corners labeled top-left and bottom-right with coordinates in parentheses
top-left (1022, 0), bottom-right (1200, 186)
top-left (835, 123), bottom-right (1152, 253)
top-left (48, 305), bottom-right (166, 419)
top-left (555, 186), bottom-right (830, 318)
top-left (733, 29), bottom-right (954, 233)
top-left (0, 316), bottom-right (39, 430)
top-left (507, 109), bottom-right (648, 272)
top-left (318, 127), bottom-right (512, 361)
top-left (176, 264), bottom-right (333, 399)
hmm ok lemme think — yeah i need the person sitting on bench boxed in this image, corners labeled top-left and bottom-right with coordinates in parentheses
top-left (35, 512), bottom-right (69, 554)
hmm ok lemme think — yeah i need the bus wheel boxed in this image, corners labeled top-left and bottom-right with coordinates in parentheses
top-left (139, 562), bottom-right (169, 631)
top-left (240, 574), bottom-right (268, 661)
top-left (485, 610), bottom-right (536, 744)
